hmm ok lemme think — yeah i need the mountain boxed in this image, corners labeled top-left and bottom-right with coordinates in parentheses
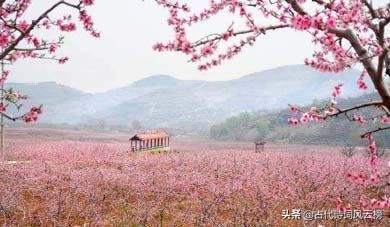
top-left (5, 82), bottom-right (91, 123)
top-left (5, 65), bottom-right (375, 129)
top-left (6, 82), bottom-right (87, 104)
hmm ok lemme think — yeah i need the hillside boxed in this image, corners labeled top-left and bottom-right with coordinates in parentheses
top-left (6, 65), bottom-right (373, 128)
top-left (210, 93), bottom-right (390, 147)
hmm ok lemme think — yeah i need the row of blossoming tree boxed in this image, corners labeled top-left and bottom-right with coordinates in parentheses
top-left (0, 0), bottom-right (98, 124)
top-left (0, 0), bottom-right (389, 215)
top-left (151, 0), bottom-right (390, 211)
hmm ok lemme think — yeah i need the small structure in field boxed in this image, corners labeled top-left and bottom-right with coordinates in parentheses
top-left (255, 141), bottom-right (266, 153)
top-left (129, 130), bottom-right (170, 152)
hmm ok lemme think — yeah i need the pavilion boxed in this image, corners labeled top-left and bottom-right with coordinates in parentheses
top-left (129, 130), bottom-right (170, 152)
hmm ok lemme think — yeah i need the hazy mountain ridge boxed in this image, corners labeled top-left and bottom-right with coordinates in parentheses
top-left (6, 65), bottom-right (374, 128)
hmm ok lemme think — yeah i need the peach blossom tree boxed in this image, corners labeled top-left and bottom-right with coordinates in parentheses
top-left (152, 0), bottom-right (390, 211)
top-left (0, 0), bottom-right (98, 123)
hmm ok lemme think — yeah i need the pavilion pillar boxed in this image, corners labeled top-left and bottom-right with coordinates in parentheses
top-left (168, 137), bottom-right (170, 147)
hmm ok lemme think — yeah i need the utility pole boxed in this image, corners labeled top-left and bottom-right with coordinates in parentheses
top-left (1, 58), bottom-right (4, 159)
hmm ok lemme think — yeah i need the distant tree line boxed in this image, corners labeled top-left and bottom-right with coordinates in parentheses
top-left (210, 94), bottom-right (390, 148)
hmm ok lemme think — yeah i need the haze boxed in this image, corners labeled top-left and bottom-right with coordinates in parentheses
top-left (7, 0), bottom-right (388, 93)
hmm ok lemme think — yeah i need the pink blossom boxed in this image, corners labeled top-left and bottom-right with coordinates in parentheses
top-left (23, 106), bottom-right (42, 123)
top-left (0, 102), bottom-right (7, 112)
top-left (0, 34), bottom-right (9, 48)
top-left (58, 57), bottom-right (69, 64)
top-left (201, 46), bottom-right (214, 57)
top-left (82, 0), bottom-right (94, 6)
top-left (17, 20), bottom-right (30, 31)
top-left (352, 115), bottom-right (367, 124)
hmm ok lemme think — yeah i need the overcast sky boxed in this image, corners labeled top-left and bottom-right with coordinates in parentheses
top-left (7, 0), bottom-right (387, 93)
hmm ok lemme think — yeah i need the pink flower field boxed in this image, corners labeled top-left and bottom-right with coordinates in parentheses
top-left (0, 0), bottom-right (389, 226)
top-left (0, 140), bottom-right (389, 226)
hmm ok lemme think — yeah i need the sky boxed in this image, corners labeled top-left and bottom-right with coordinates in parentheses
top-left (7, 0), bottom-right (387, 93)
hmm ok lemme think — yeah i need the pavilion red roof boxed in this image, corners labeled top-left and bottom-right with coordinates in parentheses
top-left (130, 130), bottom-right (169, 141)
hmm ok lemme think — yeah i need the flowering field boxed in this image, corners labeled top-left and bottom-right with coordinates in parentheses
top-left (0, 139), bottom-right (389, 226)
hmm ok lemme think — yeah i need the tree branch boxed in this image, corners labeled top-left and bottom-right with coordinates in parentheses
top-left (286, 0), bottom-right (307, 15)
top-left (377, 18), bottom-right (390, 78)
top-left (192, 24), bottom-right (289, 48)
top-left (385, 52), bottom-right (390, 77)
top-left (328, 102), bottom-right (384, 119)
top-left (0, 1), bottom-right (81, 61)
top-left (328, 28), bottom-right (390, 109)
top-left (312, 0), bottom-right (326, 4)
top-left (0, 112), bottom-right (24, 122)
top-left (361, 0), bottom-right (378, 19)
top-left (361, 126), bottom-right (390, 138)
top-left (285, 0), bottom-right (389, 109)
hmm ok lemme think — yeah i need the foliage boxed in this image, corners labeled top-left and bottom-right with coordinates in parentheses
top-left (210, 93), bottom-right (390, 147)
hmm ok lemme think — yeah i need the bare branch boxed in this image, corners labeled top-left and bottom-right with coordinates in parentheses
top-left (0, 112), bottom-right (23, 122)
top-left (386, 52), bottom-right (390, 77)
top-left (14, 47), bottom-right (50, 52)
top-left (286, 0), bottom-right (307, 15)
top-left (377, 18), bottom-right (390, 78)
top-left (327, 102), bottom-right (384, 119)
top-left (192, 24), bottom-right (289, 48)
top-left (361, 0), bottom-right (378, 19)
top-left (361, 126), bottom-right (390, 138)
top-left (312, 0), bottom-right (326, 4)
